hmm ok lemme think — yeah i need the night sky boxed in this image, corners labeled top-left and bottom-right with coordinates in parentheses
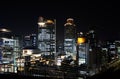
top-left (0, 1), bottom-right (119, 41)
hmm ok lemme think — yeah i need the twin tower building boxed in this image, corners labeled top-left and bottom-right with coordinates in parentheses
top-left (37, 17), bottom-right (87, 65)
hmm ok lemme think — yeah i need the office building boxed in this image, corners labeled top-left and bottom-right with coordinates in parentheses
top-left (38, 17), bottom-right (56, 59)
top-left (64, 18), bottom-right (77, 60)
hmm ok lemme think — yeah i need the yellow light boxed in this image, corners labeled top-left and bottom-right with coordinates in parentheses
top-left (46, 20), bottom-right (54, 24)
top-left (77, 37), bottom-right (85, 44)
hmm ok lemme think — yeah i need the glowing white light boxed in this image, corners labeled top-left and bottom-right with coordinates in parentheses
top-left (0, 28), bottom-right (11, 32)
top-left (22, 49), bottom-right (33, 56)
top-left (38, 22), bottom-right (45, 27)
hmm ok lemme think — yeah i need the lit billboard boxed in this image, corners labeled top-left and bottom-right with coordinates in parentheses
top-left (22, 49), bottom-right (33, 56)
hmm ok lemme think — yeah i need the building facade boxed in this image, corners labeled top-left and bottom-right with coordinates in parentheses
top-left (64, 18), bottom-right (77, 60)
top-left (23, 34), bottom-right (37, 49)
top-left (37, 17), bottom-right (56, 58)
top-left (0, 37), bottom-right (20, 73)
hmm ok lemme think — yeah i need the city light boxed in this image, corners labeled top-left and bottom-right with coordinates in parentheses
top-left (0, 16), bottom-right (119, 79)
top-left (38, 16), bottom-right (46, 27)
top-left (38, 22), bottom-right (45, 27)
top-left (77, 37), bottom-right (86, 44)
top-left (0, 28), bottom-right (11, 32)
top-left (46, 20), bottom-right (54, 24)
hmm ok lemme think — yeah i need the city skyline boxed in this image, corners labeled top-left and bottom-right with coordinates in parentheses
top-left (0, 1), bottom-right (118, 41)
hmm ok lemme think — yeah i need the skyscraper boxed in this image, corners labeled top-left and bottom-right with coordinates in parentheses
top-left (38, 17), bottom-right (56, 58)
top-left (87, 26), bottom-right (100, 71)
top-left (64, 18), bottom-right (77, 60)
top-left (77, 32), bottom-right (89, 66)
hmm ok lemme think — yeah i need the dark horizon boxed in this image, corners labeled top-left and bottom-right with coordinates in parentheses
top-left (0, 1), bottom-right (119, 41)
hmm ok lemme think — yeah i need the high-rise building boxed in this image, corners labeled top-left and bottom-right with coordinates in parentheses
top-left (87, 26), bottom-right (101, 71)
top-left (76, 32), bottom-right (89, 66)
top-left (0, 37), bottom-right (20, 73)
top-left (64, 18), bottom-right (77, 60)
top-left (107, 40), bottom-right (117, 62)
top-left (115, 40), bottom-right (120, 59)
top-left (37, 17), bottom-right (56, 57)
top-left (23, 34), bottom-right (37, 49)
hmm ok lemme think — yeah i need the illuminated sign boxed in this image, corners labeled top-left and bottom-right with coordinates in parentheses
top-left (22, 49), bottom-right (33, 56)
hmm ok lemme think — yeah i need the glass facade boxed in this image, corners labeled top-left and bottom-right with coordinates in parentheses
top-left (23, 34), bottom-right (37, 48)
top-left (78, 43), bottom-right (88, 65)
top-left (38, 17), bottom-right (56, 56)
top-left (64, 18), bottom-right (77, 60)
top-left (0, 37), bottom-right (20, 73)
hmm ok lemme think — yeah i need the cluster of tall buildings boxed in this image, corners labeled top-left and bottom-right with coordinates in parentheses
top-left (0, 16), bottom-right (120, 75)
